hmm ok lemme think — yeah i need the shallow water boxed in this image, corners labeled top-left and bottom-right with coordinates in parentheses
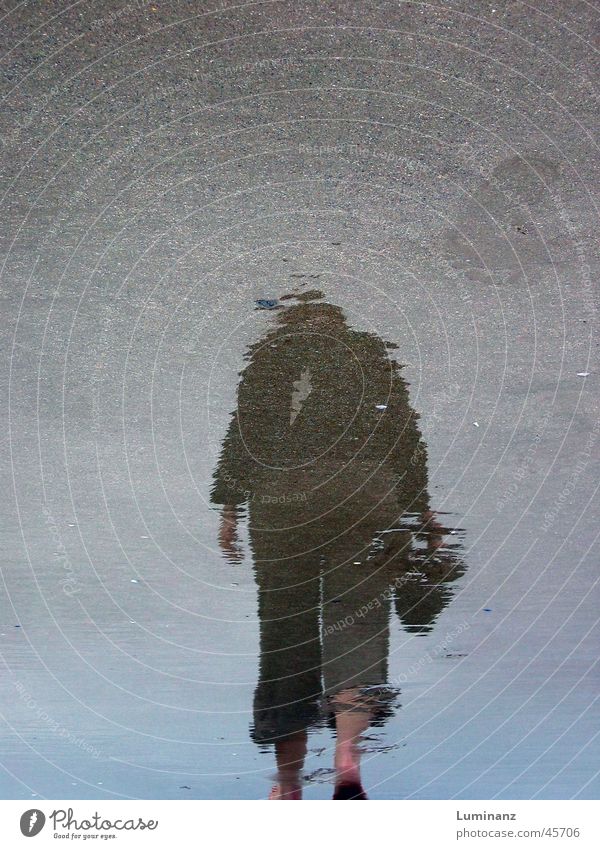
top-left (1, 1), bottom-right (599, 800)
top-left (2, 279), bottom-right (598, 799)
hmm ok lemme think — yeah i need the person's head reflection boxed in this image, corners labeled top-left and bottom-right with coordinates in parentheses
top-left (211, 291), bottom-right (463, 799)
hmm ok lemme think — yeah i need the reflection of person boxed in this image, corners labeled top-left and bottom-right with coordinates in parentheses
top-left (211, 291), bottom-right (463, 799)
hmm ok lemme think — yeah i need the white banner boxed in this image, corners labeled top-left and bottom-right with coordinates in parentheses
top-left (0, 800), bottom-right (598, 848)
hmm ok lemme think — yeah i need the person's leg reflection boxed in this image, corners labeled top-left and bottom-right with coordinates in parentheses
top-left (332, 688), bottom-right (371, 800)
top-left (268, 730), bottom-right (308, 800)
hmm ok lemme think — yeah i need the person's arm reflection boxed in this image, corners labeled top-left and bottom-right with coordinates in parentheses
top-left (212, 410), bottom-right (250, 563)
top-left (218, 505), bottom-right (243, 563)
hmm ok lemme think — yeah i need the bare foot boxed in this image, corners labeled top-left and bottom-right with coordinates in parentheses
top-left (268, 783), bottom-right (302, 800)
